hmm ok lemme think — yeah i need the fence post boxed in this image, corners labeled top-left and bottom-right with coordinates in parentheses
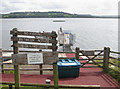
top-left (11, 28), bottom-right (20, 89)
top-left (39, 64), bottom-right (43, 75)
top-left (39, 49), bottom-right (43, 75)
top-left (52, 31), bottom-right (58, 89)
top-left (0, 49), bottom-right (3, 73)
top-left (103, 47), bottom-right (110, 71)
top-left (75, 47), bottom-right (79, 60)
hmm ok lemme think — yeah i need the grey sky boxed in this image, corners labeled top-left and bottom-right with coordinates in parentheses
top-left (1, 0), bottom-right (119, 15)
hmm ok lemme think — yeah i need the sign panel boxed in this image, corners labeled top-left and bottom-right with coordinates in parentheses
top-left (12, 52), bottom-right (58, 65)
top-left (27, 53), bottom-right (43, 64)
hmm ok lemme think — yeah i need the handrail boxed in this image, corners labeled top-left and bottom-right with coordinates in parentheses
top-left (109, 62), bottom-right (120, 68)
top-left (110, 51), bottom-right (120, 54)
top-left (109, 56), bottom-right (120, 61)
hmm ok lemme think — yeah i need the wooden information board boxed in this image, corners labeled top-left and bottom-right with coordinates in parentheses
top-left (10, 28), bottom-right (58, 89)
top-left (12, 52), bottom-right (58, 65)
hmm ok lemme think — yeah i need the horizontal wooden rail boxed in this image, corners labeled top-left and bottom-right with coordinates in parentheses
top-left (11, 37), bottom-right (57, 44)
top-left (108, 68), bottom-right (120, 74)
top-left (2, 50), bottom-right (13, 52)
top-left (58, 51), bottom-right (75, 53)
top-left (82, 66), bottom-right (98, 68)
top-left (2, 63), bottom-right (12, 65)
top-left (80, 50), bottom-right (103, 52)
top-left (12, 43), bottom-right (55, 49)
top-left (10, 31), bottom-right (57, 37)
top-left (94, 50), bottom-right (103, 52)
top-left (109, 62), bottom-right (120, 68)
top-left (1, 81), bottom-right (100, 89)
top-left (2, 50), bottom-right (41, 53)
top-left (2, 57), bottom-right (12, 59)
top-left (79, 54), bottom-right (104, 56)
top-left (80, 62), bottom-right (103, 64)
top-left (3, 68), bottom-right (53, 71)
top-left (109, 56), bottom-right (120, 61)
top-left (110, 51), bottom-right (120, 54)
top-left (78, 58), bottom-right (103, 60)
top-left (59, 57), bottom-right (75, 59)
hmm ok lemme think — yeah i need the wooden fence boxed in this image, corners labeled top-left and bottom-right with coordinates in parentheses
top-left (1, 47), bottom-right (120, 73)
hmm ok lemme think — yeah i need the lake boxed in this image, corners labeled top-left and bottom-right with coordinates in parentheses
top-left (1, 18), bottom-right (118, 51)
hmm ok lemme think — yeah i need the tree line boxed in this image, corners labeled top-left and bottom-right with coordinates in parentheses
top-left (1, 11), bottom-right (118, 18)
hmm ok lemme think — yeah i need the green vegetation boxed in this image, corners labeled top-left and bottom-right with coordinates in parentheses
top-left (95, 58), bottom-right (120, 82)
top-left (1, 11), bottom-right (119, 18)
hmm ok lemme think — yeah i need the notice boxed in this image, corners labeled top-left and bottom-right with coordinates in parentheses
top-left (27, 53), bottom-right (43, 64)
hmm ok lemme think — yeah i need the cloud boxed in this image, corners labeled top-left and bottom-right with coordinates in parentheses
top-left (1, 0), bottom-right (119, 15)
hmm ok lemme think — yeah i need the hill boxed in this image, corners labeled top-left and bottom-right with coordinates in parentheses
top-left (1, 11), bottom-right (118, 18)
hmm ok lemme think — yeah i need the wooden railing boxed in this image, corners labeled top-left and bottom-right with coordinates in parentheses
top-left (1, 47), bottom-right (119, 89)
top-left (1, 47), bottom-right (119, 73)
top-left (109, 50), bottom-right (120, 73)
top-left (1, 48), bottom-right (104, 73)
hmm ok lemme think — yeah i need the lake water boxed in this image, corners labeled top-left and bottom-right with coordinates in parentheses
top-left (0, 18), bottom-right (118, 51)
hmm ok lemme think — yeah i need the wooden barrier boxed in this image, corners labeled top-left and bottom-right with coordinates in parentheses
top-left (1, 46), bottom-right (120, 89)
top-left (0, 49), bottom-right (2, 73)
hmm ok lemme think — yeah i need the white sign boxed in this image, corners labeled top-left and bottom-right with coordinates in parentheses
top-left (27, 53), bottom-right (43, 64)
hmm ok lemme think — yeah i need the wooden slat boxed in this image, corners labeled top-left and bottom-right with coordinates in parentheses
top-left (59, 57), bottom-right (75, 59)
top-left (80, 62), bottom-right (103, 64)
top-left (58, 58), bottom-right (103, 60)
top-left (13, 44), bottom-right (54, 49)
top-left (3, 68), bottom-right (53, 71)
top-left (10, 31), bottom-right (57, 37)
top-left (80, 51), bottom-right (95, 56)
top-left (110, 51), bottom-right (120, 54)
top-left (2, 50), bottom-right (13, 52)
top-left (19, 50), bottom-right (40, 53)
top-left (58, 51), bottom-right (75, 53)
top-left (79, 58), bottom-right (103, 60)
top-left (109, 56), bottom-right (120, 61)
top-left (82, 66), bottom-right (98, 68)
top-left (11, 37), bottom-right (57, 44)
top-left (94, 50), bottom-right (103, 52)
top-left (109, 62), bottom-right (120, 68)
top-left (2, 57), bottom-right (12, 59)
top-left (12, 52), bottom-right (58, 65)
top-left (79, 54), bottom-right (104, 56)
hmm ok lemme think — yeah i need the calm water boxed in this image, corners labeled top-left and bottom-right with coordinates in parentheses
top-left (1, 18), bottom-right (118, 51)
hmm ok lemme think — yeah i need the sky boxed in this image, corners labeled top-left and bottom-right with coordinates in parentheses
top-left (0, 0), bottom-right (119, 15)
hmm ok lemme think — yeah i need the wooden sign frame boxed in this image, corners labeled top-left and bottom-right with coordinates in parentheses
top-left (10, 28), bottom-right (58, 89)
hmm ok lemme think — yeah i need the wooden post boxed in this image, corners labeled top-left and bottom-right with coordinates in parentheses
top-left (52, 31), bottom-right (58, 89)
top-left (53, 63), bottom-right (58, 89)
top-left (75, 47), bottom-right (79, 60)
top-left (103, 47), bottom-right (110, 72)
top-left (9, 84), bottom-right (13, 89)
top-left (39, 64), bottom-right (43, 75)
top-left (0, 49), bottom-right (3, 74)
top-left (12, 28), bottom-right (20, 89)
top-left (39, 49), bottom-right (43, 75)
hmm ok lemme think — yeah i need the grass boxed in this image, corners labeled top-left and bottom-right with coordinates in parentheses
top-left (94, 58), bottom-right (120, 83)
